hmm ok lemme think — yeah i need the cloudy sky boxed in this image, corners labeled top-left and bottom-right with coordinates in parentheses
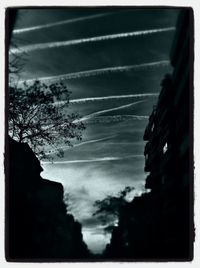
top-left (10, 7), bottom-right (179, 253)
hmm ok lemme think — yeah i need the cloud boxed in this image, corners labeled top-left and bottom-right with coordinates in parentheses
top-left (82, 228), bottom-right (111, 254)
top-left (10, 27), bottom-right (175, 54)
top-left (17, 60), bottom-right (170, 84)
top-left (13, 12), bottom-right (116, 34)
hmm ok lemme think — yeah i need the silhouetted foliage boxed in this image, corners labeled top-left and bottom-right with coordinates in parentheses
top-left (93, 186), bottom-right (134, 232)
top-left (9, 80), bottom-right (85, 159)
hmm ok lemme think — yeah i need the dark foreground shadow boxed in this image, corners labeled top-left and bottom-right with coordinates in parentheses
top-left (6, 137), bottom-right (91, 261)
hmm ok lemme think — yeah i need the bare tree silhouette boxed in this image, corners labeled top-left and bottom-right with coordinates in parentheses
top-left (9, 80), bottom-right (85, 159)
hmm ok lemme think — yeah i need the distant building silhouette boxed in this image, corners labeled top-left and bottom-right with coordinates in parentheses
top-left (104, 9), bottom-right (193, 260)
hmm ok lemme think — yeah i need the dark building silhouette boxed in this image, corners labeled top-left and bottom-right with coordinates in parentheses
top-left (144, 9), bottom-right (192, 194)
top-left (6, 137), bottom-right (90, 261)
top-left (6, 8), bottom-right (91, 261)
top-left (104, 9), bottom-right (193, 260)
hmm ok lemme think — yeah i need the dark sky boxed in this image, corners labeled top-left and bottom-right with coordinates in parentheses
top-left (10, 7), bottom-right (179, 253)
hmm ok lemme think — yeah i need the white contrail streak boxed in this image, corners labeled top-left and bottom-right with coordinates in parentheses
top-left (44, 113), bottom-right (148, 155)
top-left (18, 60), bottom-right (170, 84)
top-left (76, 100), bottom-right (146, 122)
top-left (86, 115), bottom-right (149, 124)
top-left (41, 155), bottom-right (143, 164)
top-left (45, 135), bottom-right (116, 155)
top-left (13, 13), bottom-right (115, 34)
top-left (56, 93), bottom-right (158, 105)
top-left (10, 27), bottom-right (175, 54)
top-left (73, 135), bottom-right (116, 148)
